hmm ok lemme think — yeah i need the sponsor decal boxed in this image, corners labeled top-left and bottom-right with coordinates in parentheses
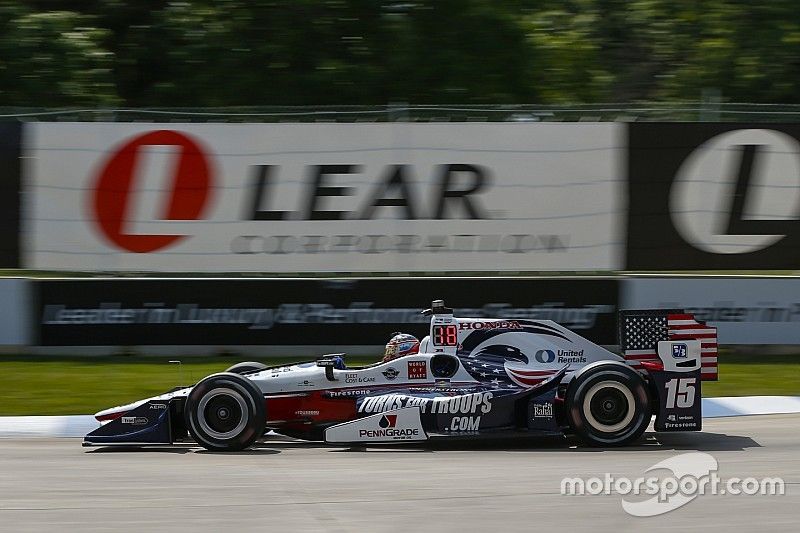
top-left (295, 410), bottom-right (320, 416)
top-left (149, 403), bottom-right (167, 410)
top-left (672, 343), bottom-right (688, 359)
top-left (382, 367), bottom-right (399, 380)
top-left (92, 130), bottom-right (214, 253)
top-left (664, 413), bottom-right (699, 429)
top-left (359, 392), bottom-right (493, 415)
top-left (358, 414), bottom-right (420, 440)
top-left (556, 349), bottom-right (586, 364)
top-left (446, 416), bottom-right (481, 432)
top-left (534, 348), bottom-right (586, 364)
top-left (532, 403), bottom-right (553, 419)
top-left (345, 373), bottom-right (376, 384)
top-left (628, 124), bottom-right (800, 269)
top-left (326, 389), bottom-right (372, 398)
top-left (459, 320), bottom-right (522, 330)
top-left (409, 386), bottom-right (472, 393)
top-left (407, 360), bottom-right (427, 379)
top-left (39, 297), bottom-right (616, 336)
top-left (297, 380), bottom-right (315, 387)
top-left (121, 416), bottom-right (148, 425)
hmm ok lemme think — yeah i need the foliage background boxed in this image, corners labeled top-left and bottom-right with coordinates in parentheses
top-left (2, 1), bottom-right (798, 108)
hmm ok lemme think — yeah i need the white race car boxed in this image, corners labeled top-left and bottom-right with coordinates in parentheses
top-left (85, 300), bottom-right (717, 450)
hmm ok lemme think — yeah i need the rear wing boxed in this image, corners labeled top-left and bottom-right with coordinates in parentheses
top-left (618, 309), bottom-right (718, 381)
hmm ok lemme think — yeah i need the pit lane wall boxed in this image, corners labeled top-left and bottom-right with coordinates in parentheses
top-left (0, 277), bottom-right (794, 351)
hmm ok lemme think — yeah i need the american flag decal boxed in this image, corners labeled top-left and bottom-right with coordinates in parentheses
top-left (620, 310), bottom-right (718, 380)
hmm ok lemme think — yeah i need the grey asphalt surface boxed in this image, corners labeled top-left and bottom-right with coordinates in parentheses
top-left (0, 414), bottom-right (797, 532)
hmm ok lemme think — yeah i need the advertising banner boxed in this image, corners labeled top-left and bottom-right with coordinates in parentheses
top-left (627, 123), bottom-right (800, 270)
top-left (34, 277), bottom-right (619, 346)
top-left (623, 277), bottom-right (800, 344)
top-left (0, 278), bottom-right (30, 345)
top-left (24, 122), bottom-right (624, 272)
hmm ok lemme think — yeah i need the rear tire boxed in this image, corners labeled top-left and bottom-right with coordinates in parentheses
top-left (566, 362), bottom-right (650, 447)
top-left (225, 361), bottom-right (268, 374)
top-left (185, 372), bottom-right (266, 451)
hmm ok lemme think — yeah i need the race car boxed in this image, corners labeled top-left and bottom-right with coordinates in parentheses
top-left (84, 300), bottom-right (717, 450)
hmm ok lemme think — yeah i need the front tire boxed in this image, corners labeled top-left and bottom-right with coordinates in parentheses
top-left (566, 362), bottom-right (651, 447)
top-left (185, 372), bottom-right (266, 451)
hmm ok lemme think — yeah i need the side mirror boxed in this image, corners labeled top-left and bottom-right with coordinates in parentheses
top-left (316, 354), bottom-right (345, 381)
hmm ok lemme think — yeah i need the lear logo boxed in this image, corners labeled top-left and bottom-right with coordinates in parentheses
top-left (534, 349), bottom-right (556, 363)
top-left (670, 128), bottom-right (800, 254)
top-left (91, 130), bottom-right (214, 253)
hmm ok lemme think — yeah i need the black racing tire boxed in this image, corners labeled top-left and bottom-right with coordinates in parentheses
top-left (565, 362), bottom-right (651, 447)
top-left (225, 361), bottom-right (268, 375)
top-left (185, 372), bottom-right (266, 451)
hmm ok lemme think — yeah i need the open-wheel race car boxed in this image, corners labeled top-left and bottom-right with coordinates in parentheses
top-left (84, 300), bottom-right (718, 450)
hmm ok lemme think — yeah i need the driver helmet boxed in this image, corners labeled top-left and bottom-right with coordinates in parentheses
top-left (383, 332), bottom-right (420, 362)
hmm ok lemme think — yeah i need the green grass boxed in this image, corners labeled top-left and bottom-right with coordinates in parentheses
top-left (0, 355), bottom-right (374, 416)
top-left (1, 353), bottom-right (798, 416)
top-left (702, 353), bottom-right (800, 397)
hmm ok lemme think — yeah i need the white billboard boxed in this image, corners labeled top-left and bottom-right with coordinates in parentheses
top-left (624, 277), bottom-right (800, 344)
top-left (24, 123), bottom-right (623, 272)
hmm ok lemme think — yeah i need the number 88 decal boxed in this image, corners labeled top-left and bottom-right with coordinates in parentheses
top-left (433, 325), bottom-right (458, 346)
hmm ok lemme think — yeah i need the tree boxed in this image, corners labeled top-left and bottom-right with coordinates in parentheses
top-left (0, 5), bottom-right (117, 106)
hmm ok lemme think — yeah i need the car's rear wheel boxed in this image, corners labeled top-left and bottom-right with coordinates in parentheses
top-left (566, 362), bottom-right (650, 447)
top-left (225, 361), bottom-right (268, 375)
top-left (185, 372), bottom-right (266, 451)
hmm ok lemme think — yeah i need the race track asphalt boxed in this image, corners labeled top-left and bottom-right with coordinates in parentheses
top-left (0, 414), bottom-right (797, 532)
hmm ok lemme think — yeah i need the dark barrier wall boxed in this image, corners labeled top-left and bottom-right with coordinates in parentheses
top-left (0, 123), bottom-right (21, 268)
top-left (627, 123), bottom-right (800, 270)
top-left (34, 278), bottom-right (619, 346)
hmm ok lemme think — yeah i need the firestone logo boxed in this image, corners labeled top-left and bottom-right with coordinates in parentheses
top-left (91, 130), bottom-right (214, 253)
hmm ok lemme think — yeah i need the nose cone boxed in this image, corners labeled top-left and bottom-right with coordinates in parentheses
top-left (85, 400), bottom-right (172, 447)
top-left (94, 400), bottom-right (146, 422)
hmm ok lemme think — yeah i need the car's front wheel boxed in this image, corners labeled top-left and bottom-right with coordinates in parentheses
top-left (185, 372), bottom-right (266, 451)
top-left (565, 362), bottom-right (651, 447)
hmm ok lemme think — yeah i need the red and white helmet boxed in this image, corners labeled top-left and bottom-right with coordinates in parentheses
top-left (383, 332), bottom-right (420, 362)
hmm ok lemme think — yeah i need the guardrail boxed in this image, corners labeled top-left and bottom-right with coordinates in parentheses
top-left (4, 102), bottom-right (800, 123)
